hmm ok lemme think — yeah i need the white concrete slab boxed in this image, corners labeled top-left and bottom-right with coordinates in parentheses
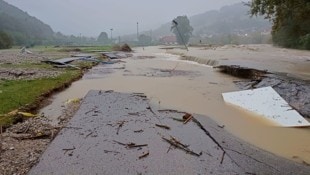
top-left (222, 87), bottom-right (310, 127)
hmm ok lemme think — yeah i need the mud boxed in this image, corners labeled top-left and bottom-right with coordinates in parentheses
top-left (124, 67), bottom-right (200, 78)
top-left (30, 91), bottom-right (310, 175)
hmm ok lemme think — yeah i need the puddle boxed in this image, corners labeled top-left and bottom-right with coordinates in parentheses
top-left (40, 47), bottom-right (310, 165)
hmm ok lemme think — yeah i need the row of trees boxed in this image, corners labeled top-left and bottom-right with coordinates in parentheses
top-left (2, 3), bottom-right (308, 50)
top-left (0, 31), bottom-right (13, 49)
top-left (248, 0), bottom-right (310, 49)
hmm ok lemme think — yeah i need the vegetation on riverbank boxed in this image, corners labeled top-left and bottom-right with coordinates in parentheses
top-left (0, 70), bottom-right (82, 126)
top-left (0, 45), bottom-right (112, 127)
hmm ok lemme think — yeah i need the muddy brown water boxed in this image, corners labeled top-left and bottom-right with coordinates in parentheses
top-left (40, 46), bottom-right (310, 165)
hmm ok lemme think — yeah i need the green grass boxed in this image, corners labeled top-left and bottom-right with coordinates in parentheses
top-left (0, 44), bottom-right (113, 126)
top-left (72, 45), bottom-right (112, 52)
top-left (0, 70), bottom-right (81, 125)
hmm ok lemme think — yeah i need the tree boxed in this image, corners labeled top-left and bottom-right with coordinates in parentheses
top-left (247, 0), bottom-right (310, 49)
top-left (97, 32), bottom-right (109, 44)
top-left (171, 16), bottom-right (193, 45)
top-left (0, 31), bottom-right (13, 49)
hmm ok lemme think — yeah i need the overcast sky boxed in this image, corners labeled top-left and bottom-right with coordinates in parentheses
top-left (6, 0), bottom-right (242, 37)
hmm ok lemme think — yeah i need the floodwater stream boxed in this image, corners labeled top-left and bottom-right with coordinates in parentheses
top-left (40, 46), bottom-right (310, 165)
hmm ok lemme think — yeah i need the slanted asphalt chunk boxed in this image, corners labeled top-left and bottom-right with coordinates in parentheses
top-left (29, 91), bottom-right (310, 175)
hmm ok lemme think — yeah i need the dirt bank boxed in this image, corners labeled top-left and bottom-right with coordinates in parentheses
top-left (168, 44), bottom-right (310, 80)
top-left (0, 101), bottom-right (80, 175)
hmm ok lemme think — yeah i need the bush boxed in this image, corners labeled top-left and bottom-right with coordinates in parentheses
top-left (300, 34), bottom-right (310, 50)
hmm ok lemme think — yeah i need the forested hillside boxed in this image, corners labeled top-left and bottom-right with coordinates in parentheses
top-left (190, 3), bottom-right (270, 36)
top-left (151, 3), bottom-right (271, 44)
top-left (0, 0), bottom-right (54, 46)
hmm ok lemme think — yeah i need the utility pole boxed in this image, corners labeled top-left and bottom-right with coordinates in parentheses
top-left (137, 22), bottom-right (139, 41)
top-left (110, 28), bottom-right (113, 40)
top-left (79, 33), bottom-right (82, 45)
top-left (150, 30), bottom-right (153, 42)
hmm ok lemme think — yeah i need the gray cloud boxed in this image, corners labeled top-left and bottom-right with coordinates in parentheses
top-left (6, 0), bottom-right (242, 37)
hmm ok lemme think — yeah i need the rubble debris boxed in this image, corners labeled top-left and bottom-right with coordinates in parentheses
top-left (162, 136), bottom-right (201, 157)
top-left (158, 109), bottom-right (186, 114)
top-left (116, 121), bottom-right (126, 135)
top-left (113, 140), bottom-right (148, 149)
top-left (102, 53), bottom-right (118, 59)
top-left (111, 44), bottom-right (132, 52)
top-left (104, 150), bottom-right (120, 154)
top-left (41, 56), bottom-right (104, 69)
top-left (0, 97), bottom-right (80, 175)
top-left (134, 129), bottom-right (143, 133)
top-left (155, 124), bottom-right (170, 130)
top-left (20, 47), bottom-right (33, 54)
top-left (62, 146), bottom-right (76, 151)
top-left (215, 65), bottom-right (267, 80)
top-left (120, 44), bottom-right (132, 52)
top-left (65, 98), bottom-right (81, 105)
top-left (170, 136), bottom-right (189, 148)
top-left (139, 151), bottom-right (149, 159)
top-left (171, 117), bottom-right (184, 122)
top-left (146, 106), bottom-right (156, 115)
top-left (235, 74), bottom-right (310, 118)
top-left (42, 57), bottom-right (81, 65)
top-left (217, 65), bottom-right (310, 119)
top-left (183, 113), bottom-right (193, 124)
top-left (218, 125), bottom-right (225, 128)
top-left (17, 112), bottom-right (37, 118)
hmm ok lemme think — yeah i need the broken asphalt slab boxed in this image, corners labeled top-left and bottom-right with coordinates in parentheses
top-left (29, 91), bottom-right (310, 175)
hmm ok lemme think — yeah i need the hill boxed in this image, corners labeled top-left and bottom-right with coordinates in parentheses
top-left (190, 3), bottom-right (270, 36)
top-left (150, 3), bottom-right (271, 44)
top-left (0, 0), bottom-right (54, 46)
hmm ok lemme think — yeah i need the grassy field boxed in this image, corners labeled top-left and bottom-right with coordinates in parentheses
top-left (0, 45), bottom-right (112, 126)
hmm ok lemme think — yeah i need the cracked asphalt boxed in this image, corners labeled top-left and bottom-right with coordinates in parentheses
top-left (29, 91), bottom-right (310, 174)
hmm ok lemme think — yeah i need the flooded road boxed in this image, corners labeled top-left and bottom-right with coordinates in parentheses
top-left (40, 45), bottom-right (310, 165)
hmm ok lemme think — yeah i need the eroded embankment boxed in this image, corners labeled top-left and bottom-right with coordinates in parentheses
top-left (215, 65), bottom-right (310, 118)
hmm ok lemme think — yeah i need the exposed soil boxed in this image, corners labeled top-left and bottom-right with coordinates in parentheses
top-left (0, 100), bottom-right (81, 175)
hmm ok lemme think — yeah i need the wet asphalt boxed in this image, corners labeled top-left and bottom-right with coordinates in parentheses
top-left (29, 91), bottom-right (310, 174)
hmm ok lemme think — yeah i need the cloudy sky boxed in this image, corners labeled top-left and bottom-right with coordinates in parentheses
top-left (5, 0), bottom-right (242, 37)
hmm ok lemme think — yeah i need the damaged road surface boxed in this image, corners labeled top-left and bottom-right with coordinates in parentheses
top-left (29, 91), bottom-right (310, 174)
